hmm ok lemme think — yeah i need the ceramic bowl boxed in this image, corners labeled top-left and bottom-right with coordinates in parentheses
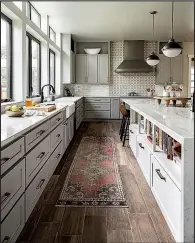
top-left (6, 110), bottom-right (24, 117)
top-left (84, 48), bottom-right (101, 55)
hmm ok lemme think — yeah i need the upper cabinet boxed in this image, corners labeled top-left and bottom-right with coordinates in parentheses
top-left (156, 42), bottom-right (183, 85)
top-left (75, 41), bottom-right (110, 84)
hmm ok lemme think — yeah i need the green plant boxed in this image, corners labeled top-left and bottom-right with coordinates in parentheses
top-left (146, 88), bottom-right (151, 92)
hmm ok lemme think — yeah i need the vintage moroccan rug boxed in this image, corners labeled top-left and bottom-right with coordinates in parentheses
top-left (56, 136), bottom-right (128, 207)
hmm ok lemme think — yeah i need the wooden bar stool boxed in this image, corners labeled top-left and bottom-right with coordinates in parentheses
top-left (119, 103), bottom-right (130, 146)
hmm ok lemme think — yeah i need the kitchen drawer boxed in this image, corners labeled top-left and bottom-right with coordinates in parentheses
top-left (26, 136), bottom-right (50, 186)
top-left (85, 102), bottom-right (110, 111)
top-left (62, 108), bottom-right (66, 121)
top-left (85, 97), bottom-right (110, 103)
top-left (76, 114), bottom-right (83, 130)
top-left (76, 98), bottom-right (83, 108)
top-left (76, 104), bottom-right (83, 118)
top-left (151, 155), bottom-right (181, 241)
top-left (1, 137), bottom-right (25, 175)
top-left (1, 195), bottom-right (24, 243)
top-left (1, 159), bottom-right (25, 221)
top-left (129, 125), bottom-right (137, 157)
top-left (50, 123), bottom-right (63, 152)
top-left (25, 120), bottom-right (50, 152)
top-left (85, 111), bottom-right (110, 119)
top-left (47, 141), bottom-right (63, 179)
top-left (50, 112), bottom-right (63, 130)
top-left (25, 159), bottom-right (49, 220)
top-left (136, 135), bottom-right (151, 185)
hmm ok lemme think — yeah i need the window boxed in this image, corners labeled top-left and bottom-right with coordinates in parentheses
top-left (190, 58), bottom-right (194, 96)
top-left (26, 32), bottom-right (41, 97)
top-left (49, 27), bottom-right (56, 43)
top-left (1, 13), bottom-right (12, 101)
top-left (26, 2), bottom-right (41, 28)
top-left (49, 49), bottom-right (55, 91)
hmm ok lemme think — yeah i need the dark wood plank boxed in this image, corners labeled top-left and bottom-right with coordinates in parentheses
top-left (82, 216), bottom-right (107, 243)
top-left (40, 204), bottom-right (65, 222)
top-left (55, 235), bottom-right (82, 243)
top-left (60, 208), bottom-right (85, 235)
top-left (130, 214), bottom-right (160, 243)
top-left (107, 230), bottom-right (133, 243)
top-left (119, 165), bottom-right (148, 213)
top-left (128, 214), bottom-right (142, 243)
top-left (107, 208), bottom-right (131, 230)
top-left (85, 207), bottom-right (107, 217)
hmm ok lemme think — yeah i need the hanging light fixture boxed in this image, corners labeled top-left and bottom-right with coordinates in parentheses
top-left (162, 1), bottom-right (182, 58)
top-left (146, 11), bottom-right (160, 66)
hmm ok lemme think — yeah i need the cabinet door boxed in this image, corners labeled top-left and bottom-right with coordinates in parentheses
top-left (76, 55), bottom-right (86, 84)
top-left (72, 52), bottom-right (76, 84)
top-left (156, 55), bottom-right (171, 84)
top-left (98, 54), bottom-right (109, 84)
top-left (69, 115), bottom-right (74, 141)
top-left (87, 55), bottom-right (98, 83)
top-left (172, 55), bottom-right (183, 84)
top-left (111, 98), bottom-right (120, 119)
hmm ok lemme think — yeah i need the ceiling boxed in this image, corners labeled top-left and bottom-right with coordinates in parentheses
top-left (32, 1), bottom-right (194, 41)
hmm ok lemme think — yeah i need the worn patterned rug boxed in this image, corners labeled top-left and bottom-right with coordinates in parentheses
top-left (56, 136), bottom-right (128, 207)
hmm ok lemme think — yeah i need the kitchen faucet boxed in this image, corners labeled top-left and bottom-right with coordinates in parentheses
top-left (41, 84), bottom-right (55, 103)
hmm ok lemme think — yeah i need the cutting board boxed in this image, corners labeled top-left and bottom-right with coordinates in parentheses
top-left (26, 104), bottom-right (56, 112)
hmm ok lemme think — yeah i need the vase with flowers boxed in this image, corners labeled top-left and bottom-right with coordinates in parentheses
top-left (146, 88), bottom-right (154, 97)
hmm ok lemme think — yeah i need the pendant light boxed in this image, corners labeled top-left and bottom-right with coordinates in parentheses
top-left (162, 2), bottom-right (182, 58)
top-left (146, 11), bottom-right (160, 66)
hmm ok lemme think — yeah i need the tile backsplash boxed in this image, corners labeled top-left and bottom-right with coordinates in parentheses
top-left (64, 41), bottom-right (156, 97)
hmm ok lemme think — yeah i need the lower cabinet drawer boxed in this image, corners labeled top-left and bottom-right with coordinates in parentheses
top-left (151, 155), bottom-right (181, 241)
top-left (1, 195), bottom-right (25, 243)
top-left (1, 159), bottom-right (25, 222)
top-left (26, 136), bottom-right (50, 186)
top-left (136, 135), bottom-right (151, 185)
top-left (129, 126), bottom-right (137, 157)
top-left (85, 97), bottom-right (110, 103)
top-left (25, 159), bottom-right (49, 220)
top-left (76, 104), bottom-right (83, 118)
top-left (47, 141), bottom-right (63, 179)
top-left (50, 112), bottom-right (63, 131)
top-left (85, 103), bottom-right (110, 111)
top-left (85, 111), bottom-right (110, 119)
top-left (50, 124), bottom-right (63, 153)
top-left (1, 137), bottom-right (25, 175)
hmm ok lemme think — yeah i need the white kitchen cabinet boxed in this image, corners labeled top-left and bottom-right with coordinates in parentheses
top-left (98, 54), bottom-right (109, 84)
top-left (151, 155), bottom-right (181, 241)
top-left (111, 98), bottom-right (120, 119)
top-left (76, 54), bottom-right (87, 84)
top-left (156, 54), bottom-right (183, 85)
top-left (1, 195), bottom-right (25, 243)
top-left (129, 125), bottom-right (137, 157)
top-left (87, 55), bottom-right (98, 83)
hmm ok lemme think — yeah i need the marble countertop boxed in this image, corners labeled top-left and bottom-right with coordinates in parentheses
top-left (122, 98), bottom-right (194, 143)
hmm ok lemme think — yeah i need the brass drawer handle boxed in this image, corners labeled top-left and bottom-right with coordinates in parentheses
top-left (55, 154), bottom-right (61, 160)
top-left (2, 236), bottom-right (10, 243)
top-left (155, 169), bottom-right (166, 182)
top-left (37, 152), bottom-right (45, 160)
top-left (56, 134), bottom-right (60, 138)
top-left (36, 179), bottom-right (45, 189)
top-left (1, 192), bottom-right (11, 205)
top-left (56, 118), bottom-right (61, 122)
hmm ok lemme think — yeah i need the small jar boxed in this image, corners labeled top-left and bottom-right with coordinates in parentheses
top-left (25, 97), bottom-right (32, 107)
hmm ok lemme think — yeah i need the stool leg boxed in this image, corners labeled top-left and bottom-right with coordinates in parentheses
top-left (120, 117), bottom-right (126, 141)
top-left (119, 116), bottom-right (125, 135)
top-left (123, 117), bottom-right (129, 147)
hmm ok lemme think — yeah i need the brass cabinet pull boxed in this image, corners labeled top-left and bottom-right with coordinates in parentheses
top-left (36, 152), bottom-right (45, 160)
top-left (1, 192), bottom-right (11, 205)
top-left (36, 179), bottom-right (45, 189)
top-left (56, 134), bottom-right (60, 138)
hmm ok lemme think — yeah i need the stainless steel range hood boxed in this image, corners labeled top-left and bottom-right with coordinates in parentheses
top-left (115, 40), bottom-right (153, 73)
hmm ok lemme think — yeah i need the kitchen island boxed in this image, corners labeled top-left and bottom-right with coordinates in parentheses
top-left (122, 98), bottom-right (194, 243)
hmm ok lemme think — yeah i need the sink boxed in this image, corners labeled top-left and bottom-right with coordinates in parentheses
top-left (65, 103), bottom-right (75, 118)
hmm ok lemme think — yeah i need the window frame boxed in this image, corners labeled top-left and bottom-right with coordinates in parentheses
top-left (1, 12), bottom-right (13, 102)
top-left (188, 55), bottom-right (194, 97)
top-left (49, 48), bottom-right (56, 90)
top-left (26, 31), bottom-right (41, 97)
top-left (27, 1), bottom-right (41, 28)
top-left (49, 26), bottom-right (56, 43)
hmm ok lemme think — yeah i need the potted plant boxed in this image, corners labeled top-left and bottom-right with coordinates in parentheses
top-left (146, 88), bottom-right (152, 97)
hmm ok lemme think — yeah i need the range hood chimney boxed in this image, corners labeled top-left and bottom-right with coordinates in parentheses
top-left (115, 40), bottom-right (153, 73)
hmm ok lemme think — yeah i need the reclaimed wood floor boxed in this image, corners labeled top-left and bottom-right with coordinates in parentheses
top-left (16, 121), bottom-right (175, 243)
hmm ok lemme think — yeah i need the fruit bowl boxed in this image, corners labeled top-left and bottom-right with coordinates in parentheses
top-left (84, 48), bottom-right (101, 55)
top-left (6, 110), bottom-right (24, 117)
